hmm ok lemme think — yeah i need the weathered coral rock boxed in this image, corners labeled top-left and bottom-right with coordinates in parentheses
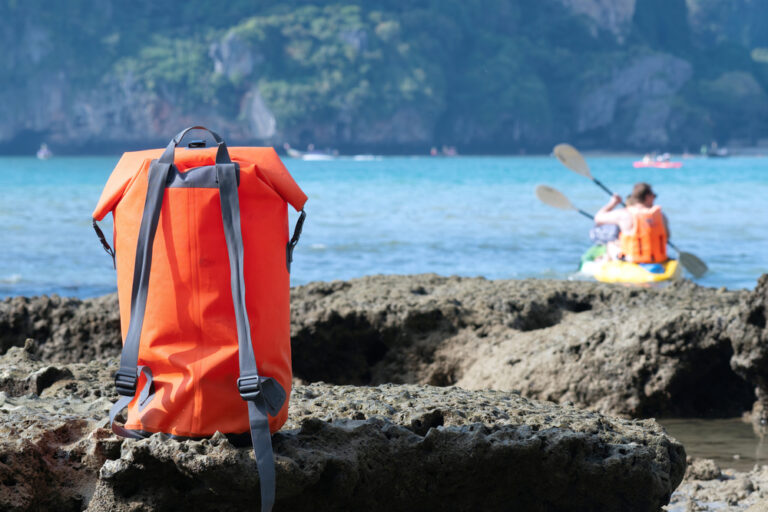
top-left (730, 274), bottom-right (768, 429)
top-left (0, 345), bottom-right (685, 511)
top-left (0, 294), bottom-right (120, 361)
top-left (668, 459), bottom-right (768, 511)
top-left (1, 275), bottom-right (763, 419)
top-left (290, 275), bottom-right (755, 418)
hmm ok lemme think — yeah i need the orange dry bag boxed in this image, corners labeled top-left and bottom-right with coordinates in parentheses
top-left (92, 126), bottom-right (307, 512)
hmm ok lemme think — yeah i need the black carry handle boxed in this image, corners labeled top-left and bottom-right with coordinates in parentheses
top-left (286, 210), bottom-right (307, 273)
top-left (159, 126), bottom-right (232, 165)
top-left (92, 219), bottom-right (116, 268)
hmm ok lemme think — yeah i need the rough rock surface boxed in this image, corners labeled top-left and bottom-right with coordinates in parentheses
top-left (2, 274), bottom-right (765, 419)
top-left (0, 294), bottom-right (120, 362)
top-left (0, 344), bottom-right (685, 511)
top-left (290, 275), bottom-right (756, 418)
top-left (731, 275), bottom-right (768, 428)
top-left (666, 458), bottom-right (768, 511)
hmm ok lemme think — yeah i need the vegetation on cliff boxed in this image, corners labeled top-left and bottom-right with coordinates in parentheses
top-left (2, 0), bottom-right (768, 152)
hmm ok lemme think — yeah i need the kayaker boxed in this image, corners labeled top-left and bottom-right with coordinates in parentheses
top-left (594, 182), bottom-right (670, 263)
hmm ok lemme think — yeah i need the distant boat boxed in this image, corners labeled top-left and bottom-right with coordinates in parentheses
top-left (634, 153), bottom-right (682, 168)
top-left (707, 148), bottom-right (729, 158)
top-left (441, 145), bottom-right (458, 157)
top-left (36, 143), bottom-right (52, 160)
top-left (283, 143), bottom-right (304, 159)
top-left (302, 152), bottom-right (335, 161)
top-left (283, 142), bottom-right (337, 161)
top-left (633, 161), bottom-right (683, 169)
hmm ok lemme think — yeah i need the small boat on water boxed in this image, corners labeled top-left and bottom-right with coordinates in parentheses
top-left (302, 152), bottom-right (335, 161)
top-left (633, 161), bottom-right (682, 169)
top-left (634, 153), bottom-right (682, 169)
top-left (632, 153), bottom-right (683, 169)
top-left (283, 143), bottom-right (337, 161)
top-left (707, 148), bottom-right (729, 158)
top-left (36, 143), bottom-right (53, 160)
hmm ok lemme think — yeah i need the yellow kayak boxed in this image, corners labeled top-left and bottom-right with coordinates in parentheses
top-left (579, 246), bottom-right (681, 284)
top-left (589, 259), bottom-right (681, 284)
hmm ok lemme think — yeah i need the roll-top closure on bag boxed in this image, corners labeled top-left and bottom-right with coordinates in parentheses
top-left (165, 164), bottom-right (240, 189)
top-left (93, 146), bottom-right (307, 221)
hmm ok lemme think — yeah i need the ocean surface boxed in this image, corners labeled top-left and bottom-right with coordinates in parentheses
top-left (0, 154), bottom-right (766, 298)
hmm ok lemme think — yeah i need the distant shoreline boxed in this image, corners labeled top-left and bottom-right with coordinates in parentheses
top-left (2, 149), bottom-right (768, 158)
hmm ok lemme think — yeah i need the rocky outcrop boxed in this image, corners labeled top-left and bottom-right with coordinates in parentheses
top-left (290, 275), bottom-right (755, 418)
top-left (555, 0), bottom-right (636, 41)
top-left (0, 294), bottom-right (121, 362)
top-left (0, 344), bottom-right (685, 511)
top-left (687, 0), bottom-right (768, 49)
top-left (576, 53), bottom-right (693, 148)
top-left (2, 275), bottom-right (763, 419)
top-left (730, 275), bottom-right (768, 428)
top-left (668, 458), bottom-right (768, 510)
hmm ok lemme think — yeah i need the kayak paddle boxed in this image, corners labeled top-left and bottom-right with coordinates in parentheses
top-left (673, 251), bottom-right (708, 280)
top-left (535, 185), bottom-right (593, 220)
top-left (550, 144), bottom-right (709, 278)
top-left (553, 144), bottom-right (615, 199)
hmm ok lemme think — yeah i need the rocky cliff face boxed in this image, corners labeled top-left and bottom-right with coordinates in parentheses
top-left (1, 1), bottom-right (767, 153)
top-left (577, 53), bottom-right (693, 148)
top-left (555, 0), bottom-right (636, 41)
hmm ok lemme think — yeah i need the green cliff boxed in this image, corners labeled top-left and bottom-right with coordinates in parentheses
top-left (1, 0), bottom-right (767, 153)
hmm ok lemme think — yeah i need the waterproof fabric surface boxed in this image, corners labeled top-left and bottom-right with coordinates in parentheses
top-left (94, 146), bottom-right (306, 437)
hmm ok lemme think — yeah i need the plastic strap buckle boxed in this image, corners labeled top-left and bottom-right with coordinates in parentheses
top-left (237, 374), bottom-right (262, 402)
top-left (114, 368), bottom-right (138, 397)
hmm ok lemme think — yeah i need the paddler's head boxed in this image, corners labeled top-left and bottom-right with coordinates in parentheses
top-left (629, 182), bottom-right (656, 208)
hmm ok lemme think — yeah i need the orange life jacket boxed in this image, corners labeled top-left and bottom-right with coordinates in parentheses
top-left (92, 127), bottom-right (306, 512)
top-left (619, 205), bottom-right (667, 263)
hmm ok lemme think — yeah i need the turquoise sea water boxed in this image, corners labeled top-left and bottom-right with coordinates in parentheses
top-left (0, 155), bottom-right (766, 298)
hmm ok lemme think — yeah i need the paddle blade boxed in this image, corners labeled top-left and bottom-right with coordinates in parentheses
top-left (535, 185), bottom-right (575, 211)
top-left (678, 251), bottom-right (708, 279)
top-left (553, 143), bottom-right (592, 178)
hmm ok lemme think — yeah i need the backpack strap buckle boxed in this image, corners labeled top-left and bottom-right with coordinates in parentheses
top-left (114, 367), bottom-right (138, 396)
top-left (237, 374), bottom-right (262, 401)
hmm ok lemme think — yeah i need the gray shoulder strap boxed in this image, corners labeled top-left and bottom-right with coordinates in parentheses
top-left (108, 159), bottom-right (172, 438)
top-left (217, 163), bottom-right (285, 512)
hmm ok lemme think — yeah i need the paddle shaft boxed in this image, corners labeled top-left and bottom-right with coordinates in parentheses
top-left (591, 177), bottom-right (630, 208)
top-left (593, 177), bottom-right (616, 201)
top-left (577, 209), bottom-right (594, 220)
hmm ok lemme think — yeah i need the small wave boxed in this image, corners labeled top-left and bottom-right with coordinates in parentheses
top-left (310, 244), bottom-right (327, 250)
top-left (1, 274), bottom-right (22, 284)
